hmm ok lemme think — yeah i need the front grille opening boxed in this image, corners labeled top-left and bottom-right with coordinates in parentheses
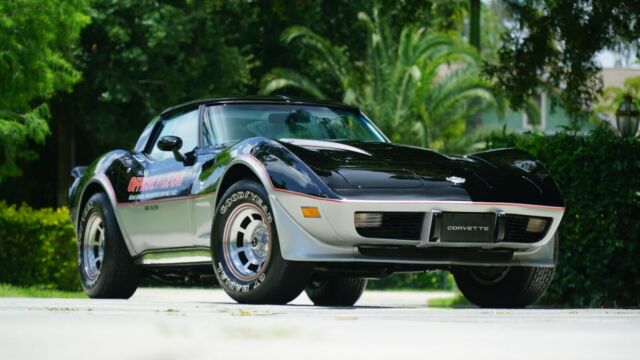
top-left (503, 215), bottom-right (551, 243)
top-left (355, 212), bottom-right (424, 240)
top-left (358, 245), bottom-right (515, 262)
top-left (354, 211), bottom-right (551, 243)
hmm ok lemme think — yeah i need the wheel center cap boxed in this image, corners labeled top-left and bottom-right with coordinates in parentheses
top-left (250, 226), bottom-right (270, 259)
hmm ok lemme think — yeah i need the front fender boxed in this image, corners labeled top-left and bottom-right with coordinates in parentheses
top-left (194, 138), bottom-right (346, 261)
top-left (251, 138), bottom-right (338, 199)
top-left (468, 148), bottom-right (564, 207)
top-left (202, 137), bottom-right (340, 202)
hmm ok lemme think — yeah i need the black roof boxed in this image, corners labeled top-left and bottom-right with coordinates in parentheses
top-left (159, 96), bottom-right (360, 118)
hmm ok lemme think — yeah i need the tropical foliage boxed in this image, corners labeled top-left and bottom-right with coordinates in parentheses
top-left (485, 0), bottom-right (640, 118)
top-left (57, 0), bottom-right (256, 152)
top-left (260, 10), bottom-right (499, 150)
top-left (0, 0), bottom-right (89, 182)
top-left (594, 75), bottom-right (640, 123)
top-left (1, 0), bottom-right (456, 207)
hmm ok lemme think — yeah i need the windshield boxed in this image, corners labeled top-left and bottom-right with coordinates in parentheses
top-left (203, 104), bottom-right (387, 146)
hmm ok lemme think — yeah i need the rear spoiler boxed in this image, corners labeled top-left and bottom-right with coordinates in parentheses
top-left (71, 166), bottom-right (88, 180)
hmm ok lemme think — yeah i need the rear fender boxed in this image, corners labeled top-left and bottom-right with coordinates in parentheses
top-left (68, 150), bottom-right (135, 255)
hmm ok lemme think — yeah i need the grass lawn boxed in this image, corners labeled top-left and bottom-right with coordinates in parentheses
top-left (0, 284), bottom-right (87, 298)
top-left (427, 293), bottom-right (472, 308)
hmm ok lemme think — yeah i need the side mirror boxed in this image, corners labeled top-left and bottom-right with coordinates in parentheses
top-left (157, 135), bottom-right (186, 162)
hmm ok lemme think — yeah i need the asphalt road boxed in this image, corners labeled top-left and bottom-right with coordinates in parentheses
top-left (1, 288), bottom-right (638, 360)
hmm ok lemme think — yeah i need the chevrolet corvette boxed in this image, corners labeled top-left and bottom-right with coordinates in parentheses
top-left (69, 97), bottom-right (564, 307)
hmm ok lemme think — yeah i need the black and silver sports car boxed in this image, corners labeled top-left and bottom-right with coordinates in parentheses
top-left (69, 97), bottom-right (564, 308)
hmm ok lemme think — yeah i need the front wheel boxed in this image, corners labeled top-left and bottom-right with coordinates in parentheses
top-left (305, 276), bottom-right (367, 306)
top-left (452, 265), bottom-right (555, 308)
top-left (453, 234), bottom-right (558, 308)
top-left (211, 179), bottom-right (313, 304)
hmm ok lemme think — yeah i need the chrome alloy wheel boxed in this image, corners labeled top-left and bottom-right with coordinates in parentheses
top-left (82, 212), bottom-right (105, 283)
top-left (222, 203), bottom-right (272, 281)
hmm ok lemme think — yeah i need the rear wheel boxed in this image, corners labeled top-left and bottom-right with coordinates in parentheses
top-left (305, 276), bottom-right (367, 306)
top-left (78, 192), bottom-right (139, 298)
top-left (211, 179), bottom-right (313, 304)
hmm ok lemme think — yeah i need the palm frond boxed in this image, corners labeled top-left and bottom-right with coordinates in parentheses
top-left (280, 26), bottom-right (352, 84)
top-left (523, 97), bottom-right (542, 127)
top-left (260, 11), bottom-right (502, 152)
top-left (259, 68), bottom-right (326, 99)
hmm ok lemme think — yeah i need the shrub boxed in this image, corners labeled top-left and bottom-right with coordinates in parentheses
top-left (0, 202), bottom-right (79, 291)
top-left (484, 125), bottom-right (640, 307)
top-left (368, 271), bottom-right (455, 291)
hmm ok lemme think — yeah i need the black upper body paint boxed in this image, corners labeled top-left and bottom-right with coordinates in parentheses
top-left (69, 97), bottom-right (564, 229)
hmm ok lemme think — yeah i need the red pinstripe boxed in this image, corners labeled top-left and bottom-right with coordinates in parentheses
top-left (93, 158), bottom-right (565, 212)
top-left (246, 155), bottom-right (565, 212)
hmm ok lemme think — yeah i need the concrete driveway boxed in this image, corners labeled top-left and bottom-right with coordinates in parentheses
top-left (1, 288), bottom-right (638, 360)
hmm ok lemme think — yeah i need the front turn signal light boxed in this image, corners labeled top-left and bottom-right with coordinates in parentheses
top-left (526, 217), bottom-right (548, 233)
top-left (301, 206), bottom-right (321, 218)
top-left (354, 212), bottom-right (383, 228)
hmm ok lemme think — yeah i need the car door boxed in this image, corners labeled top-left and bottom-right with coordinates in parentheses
top-left (117, 108), bottom-right (201, 253)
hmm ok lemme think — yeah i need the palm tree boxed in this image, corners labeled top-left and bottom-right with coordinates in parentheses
top-left (260, 10), bottom-right (500, 149)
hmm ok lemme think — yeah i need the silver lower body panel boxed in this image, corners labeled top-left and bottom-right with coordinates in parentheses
top-left (134, 247), bottom-right (212, 266)
top-left (123, 188), bottom-right (563, 268)
top-left (270, 192), bottom-right (564, 267)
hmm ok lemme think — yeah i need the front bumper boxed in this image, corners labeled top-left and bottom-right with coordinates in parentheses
top-left (270, 191), bottom-right (564, 267)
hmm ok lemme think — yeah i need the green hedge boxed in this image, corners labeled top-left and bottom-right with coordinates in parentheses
top-left (0, 202), bottom-right (79, 291)
top-left (484, 126), bottom-right (640, 307)
top-left (367, 271), bottom-right (455, 291)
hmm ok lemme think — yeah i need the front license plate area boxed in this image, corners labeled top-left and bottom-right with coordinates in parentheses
top-left (439, 212), bottom-right (496, 243)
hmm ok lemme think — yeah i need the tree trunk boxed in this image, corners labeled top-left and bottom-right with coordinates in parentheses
top-left (55, 116), bottom-right (72, 207)
top-left (469, 0), bottom-right (481, 51)
top-left (468, 0), bottom-right (482, 131)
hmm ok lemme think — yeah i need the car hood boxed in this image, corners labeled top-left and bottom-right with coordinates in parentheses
top-left (277, 139), bottom-right (563, 206)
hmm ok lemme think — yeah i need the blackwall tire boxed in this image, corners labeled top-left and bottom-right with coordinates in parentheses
top-left (453, 233), bottom-right (558, 308)
top-left (211, 179), bottom-right (313, 304)
top-left (78, 192), bottom-right (139, 299)
top-left (305, 277), bottom-right (367, 306)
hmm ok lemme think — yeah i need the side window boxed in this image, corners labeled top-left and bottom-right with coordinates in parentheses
top-left (148, 109), bottom-right (199, 161)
